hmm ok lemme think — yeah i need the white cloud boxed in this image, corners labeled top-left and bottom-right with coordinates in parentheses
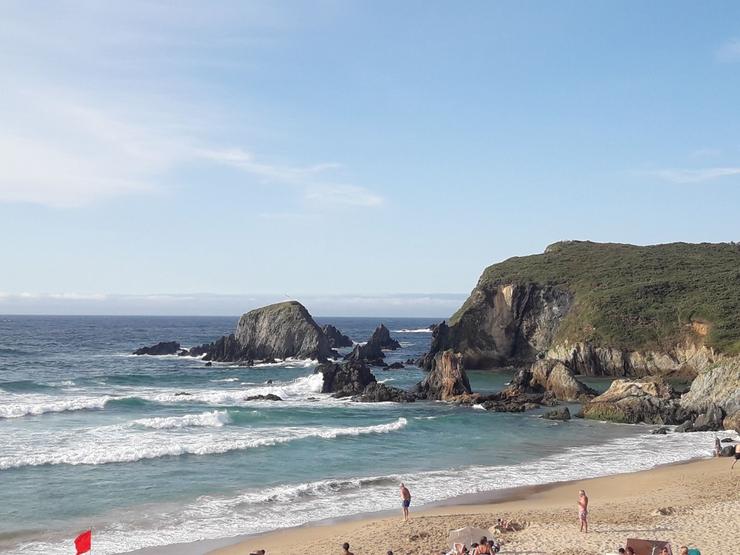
top-left (717, 38), bottom-right (740, 63)
top-left (650, 167), bottom-right (740, 184)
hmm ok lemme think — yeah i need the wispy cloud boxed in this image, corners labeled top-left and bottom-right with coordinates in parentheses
top-left (649, 167), bottom-right (740, 184)
top-left (716, 38), bottom-right (740, 63)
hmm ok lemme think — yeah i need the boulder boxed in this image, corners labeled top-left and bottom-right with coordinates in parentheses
top-left (675, 419), bottom-right (694, 433)
top-left (204, 362), bottom-right (212, 367)
top-left (414, 350), bottom-right (472, 400)
top-left (322, 324), bottom-right (353, 348)
top-left (723, 411), bottom-right (740, 434)
top-left (387, 362), bottom-right (405, 370)
top-left (245, 394), bottom-right (282, 401)
top-left (542, 407), bottom-right (571, 421)
top-left (720, 445), bottom-right (737, 457)
top-left (692, 404), bottom-right (725, 431)
top-left (371, 324), bottom-right (402, 350)
top-left (651, 427), bottom-right (669, 435)
top-left (681, 359), bottom-right (740, 417)
top-left (133, 341), bottom-right (181, 356)
top-left (530, 359), bottom-right (597, 401)
top-left (199, 301), bottom-right (333, 363)
top-left (345, 324), bottom-right (402, 365)
top-left (315, 360), bottom-right (376, 398)
top-left (583, 377), bottom-right (687, 424)
top-left (353, 382), bottom-right (416, 403)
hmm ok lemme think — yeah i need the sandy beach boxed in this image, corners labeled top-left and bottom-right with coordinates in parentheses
top-left (208, 457), bottom-right (740, 555)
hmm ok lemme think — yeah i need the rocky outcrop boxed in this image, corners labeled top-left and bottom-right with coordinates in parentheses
top-left (583, 377), bottom-right (689, 424)
top-left (530, 359), bottom-right (597, 401)
top-left (133, 341), bottom-right (181, 356)
top-left (542, 407), bottom-right (571, 421)
top-left (322, 324), bottom-right (353, 348)
top-left (723, 411), bottom-right (740, 434)
top-left (245, 394), bottom-right (282, 401)
top-left (414, 350), bottom-right (472, 400)
top-left (315, 360), bottom-right (377, 398)
top-left (195, 301), bottom-right (332, 363)
top-left (344, 324), bottom-right (401, 365)
top-left (353, 382), bottom-right (416, 403)
top-left (479, 367), bottom-right (554, 412)
top-left (680, 359), bottom-right (740, 416)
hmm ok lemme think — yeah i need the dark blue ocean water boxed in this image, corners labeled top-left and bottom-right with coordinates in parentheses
top-left (0, 316), bottom-right (714, 554)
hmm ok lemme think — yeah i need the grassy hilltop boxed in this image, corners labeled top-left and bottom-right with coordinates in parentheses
top-left (452, 241), bottom-right (740, 355)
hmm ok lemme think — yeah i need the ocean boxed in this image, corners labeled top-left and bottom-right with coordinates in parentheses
top-left (0, 315), bottom-right (716, 554)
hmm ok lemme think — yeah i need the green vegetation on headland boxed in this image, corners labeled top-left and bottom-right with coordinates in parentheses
top-left (454, 241), bottom-right (740, 354)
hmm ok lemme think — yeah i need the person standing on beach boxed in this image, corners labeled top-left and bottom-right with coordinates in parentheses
top-left (732, 442), bottom-right (740, 469)
top-left (400, 483), bottom-right (411, 522)
top-left (578, 489), bottom-right (589, 533)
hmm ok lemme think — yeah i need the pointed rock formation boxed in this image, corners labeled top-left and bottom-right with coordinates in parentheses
top-left (322, 324), bottom-right (353, 348)
top-left (530, 359), bottom-right (597, 401)
top-left (415, 350), bottom-right (472, 400)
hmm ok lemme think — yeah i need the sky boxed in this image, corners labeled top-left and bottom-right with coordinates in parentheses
top-left (1, 1), bottom-right (739, 316)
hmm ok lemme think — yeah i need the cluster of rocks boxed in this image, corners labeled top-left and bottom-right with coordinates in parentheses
top-left (322, 324), bottom-right (353, 348)
top-left (345, 324), bottom-right (402, 366)
top-left (132, 341), bottom-right (184, 356)
top-left (314, 360), bottom-right (415, 403)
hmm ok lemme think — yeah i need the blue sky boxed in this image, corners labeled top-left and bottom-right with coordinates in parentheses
top-left (1, 1), bottom-right (739, 316)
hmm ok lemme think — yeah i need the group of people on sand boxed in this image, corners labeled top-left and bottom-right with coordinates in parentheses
top-left (447, 536), bottom-right (501, 554)
top-left (619, 545), bottom-right (693, 555)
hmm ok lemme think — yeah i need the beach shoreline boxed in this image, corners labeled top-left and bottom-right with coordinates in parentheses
top-left (127, 455), bottom-right (739, 555)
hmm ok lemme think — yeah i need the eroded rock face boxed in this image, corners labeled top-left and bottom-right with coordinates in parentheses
top-left (415, 350), bottom-right (472, 400)
top-left (322, 324), bottom-right (353, 348)
top-left (542, 407), bottom-right (571, 421)
top-left (530, 359), bottom-right (597, 401)
top-left (315, 360), bottom-right (376, 398)
top-left (425, 284), bottom-right (573, 369)
top-left (583, 377), bottom-right (688, 424)
top-left (680, 359), bottom-right (740, 416)
top-left (723, 411), bottom-right (740, 434)
top-left (133, 341), bottom-right (181, 356)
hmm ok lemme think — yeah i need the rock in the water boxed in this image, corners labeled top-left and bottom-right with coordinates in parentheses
top-left (675, 419), bottom-right (694, 433)
top-left (387, 362), bottom-right (405, 370)
top-left (245, 394), bottom-right (282, 401)
top-left (315, 360), bottom-right (376, 398)
top-left (530, 359), bottom-right (596, 401)
top-left (353, 382), bottom-right (416, 403)
top-left (322, 324), bottom-right (353, 348)
top-left (204, 362), bottom-right (212, 367)
top-left (583, 377), bottom-right (687, 424)
top-left (198, 301), bottom-right (332, 363)
top-left (681, 359), bottom-right (740, 417)
top-left (651, 427), bottom-right (669, 434)
top-left (542, 407), bottom-right (571, 421)
top-left (345, 324), bottom-right (402, 365)
top-left (133, 341), bottom-right (181, 356)
top-left (720, 445), bottom-right (737, 457)
top-left (692, 404), bottom-right (725, 431)
top-left (414, 350), bottom-right (472, 401)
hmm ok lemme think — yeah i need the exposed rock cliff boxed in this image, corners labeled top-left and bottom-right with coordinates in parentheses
top-left (196, 301), bottom-right (333, 363)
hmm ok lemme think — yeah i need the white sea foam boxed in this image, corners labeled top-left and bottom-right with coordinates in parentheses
top-left (393, 328), bottom-right (432, 333)
top-left (8, 429), bottom-right (731, 555)
top-left (131, 410), bottom-right (232, 429)
top-left (0, 392), bottom-right (111, 419)
top-left (209, 377), bottom-right (240, 383)
top-left (0, 417), bottom-right (408, 469)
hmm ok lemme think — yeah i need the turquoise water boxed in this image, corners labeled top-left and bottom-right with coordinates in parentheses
top-left (0, 316), bottom-right (716, 554)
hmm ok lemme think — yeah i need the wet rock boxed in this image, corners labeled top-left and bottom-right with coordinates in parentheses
top-left (542, 407), bottom-right (571, 421)
top-left (692, 404), bottom-right (725, 431)
top-left (583, 377), bottom-right (687, 424)
top-left (651, 427), bottom-right (669, 435)
top-left (353, 382), bottom-right (416, 403)
top-left (133, 341), bottom-right (181, 356)
top-left (316, 360), bottom-right (376, 398)
top-left (530, 359), bottom-right (597, 401)
top-left (720, 445), bottom-right (737, 457)
top-left (204, 362), bottom-right (212, 367)
top-left (675, 420), bottom-right (694, 433)
top-left (245, 394), bottom-right (282, 401)
top-left (174, 392), bottom-right (191, 396)
top-left (387, 362), bottom-right (405, 370)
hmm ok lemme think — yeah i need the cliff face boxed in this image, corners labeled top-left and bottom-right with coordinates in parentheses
top-left (428, 241), bottom-right (739, 376)
top-left (430, 283), bottom-right (572, 368)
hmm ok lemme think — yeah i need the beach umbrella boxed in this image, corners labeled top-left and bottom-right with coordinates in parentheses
top-left (448, 526), bottom-right (492, 548)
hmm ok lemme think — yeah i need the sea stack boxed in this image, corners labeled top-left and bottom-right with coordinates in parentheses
top-left (199, 301), bottom-right (333, 363)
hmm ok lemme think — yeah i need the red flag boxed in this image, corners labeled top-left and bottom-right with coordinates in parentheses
top-left (74, 530), bottom-right (91, 555)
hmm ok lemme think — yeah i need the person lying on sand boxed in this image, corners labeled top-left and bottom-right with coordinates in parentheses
top-left (578, 489), bottom-right (589, 533)
top-left (341, 542), bottom-right (354, 555)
